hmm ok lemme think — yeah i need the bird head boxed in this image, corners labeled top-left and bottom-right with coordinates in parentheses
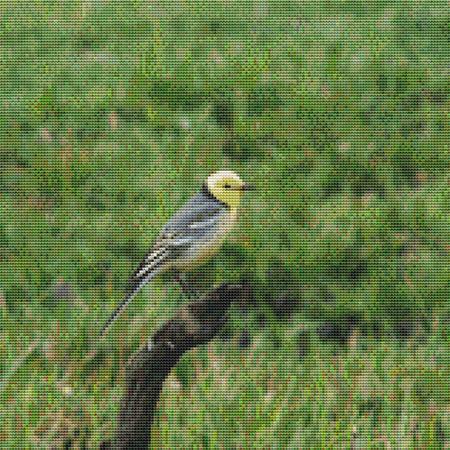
top-left (205, 170), bottom-right (253, 208)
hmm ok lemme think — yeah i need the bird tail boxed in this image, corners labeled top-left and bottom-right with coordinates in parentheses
top-left (99, 248), bottom-right (170, 336)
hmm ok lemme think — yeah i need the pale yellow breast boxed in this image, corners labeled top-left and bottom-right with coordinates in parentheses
top-left (174, 208), bottom-right (237, 271)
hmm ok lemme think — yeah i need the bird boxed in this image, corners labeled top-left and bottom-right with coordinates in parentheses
top-left (99, 170), bottom-right (253, 336)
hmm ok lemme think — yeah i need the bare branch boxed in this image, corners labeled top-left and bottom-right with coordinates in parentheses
top-left (113, 283), bottom-right (243, 450)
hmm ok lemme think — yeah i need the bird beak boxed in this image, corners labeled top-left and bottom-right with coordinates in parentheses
top-left (241, 183), bottom-right (255, 191)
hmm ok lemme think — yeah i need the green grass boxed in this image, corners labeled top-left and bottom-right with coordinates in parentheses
top-left (0, 0), bottom-right (449, 447)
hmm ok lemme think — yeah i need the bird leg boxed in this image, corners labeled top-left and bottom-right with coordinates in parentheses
top-left (174, 272), bottom-right (198, 298)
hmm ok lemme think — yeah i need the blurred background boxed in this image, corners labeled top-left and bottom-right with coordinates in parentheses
top-left (0, 0), bottom-right (449, 447)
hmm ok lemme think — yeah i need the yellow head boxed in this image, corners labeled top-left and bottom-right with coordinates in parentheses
top-left (205, 170), bottom-right (253, 209)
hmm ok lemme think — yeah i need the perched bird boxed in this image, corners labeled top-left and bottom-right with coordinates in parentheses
top-left (100, 170), bottom-right (253, 335)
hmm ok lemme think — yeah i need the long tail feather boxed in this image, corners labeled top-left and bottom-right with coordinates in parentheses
top-left (99, 249), bottom-right (169, 336)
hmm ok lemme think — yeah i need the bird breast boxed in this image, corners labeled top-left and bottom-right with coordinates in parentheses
top-left (174, 208), bottom-right (237, 270)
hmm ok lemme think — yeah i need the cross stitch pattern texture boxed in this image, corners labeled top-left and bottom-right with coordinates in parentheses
top-left (0, 1), bottom-right (449, 448)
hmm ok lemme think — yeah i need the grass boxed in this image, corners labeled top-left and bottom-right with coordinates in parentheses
top-left (0, 0), bottom-right (449, 447)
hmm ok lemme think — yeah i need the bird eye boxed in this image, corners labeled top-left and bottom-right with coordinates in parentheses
top-left (224, 184), bottom-right (231, 189)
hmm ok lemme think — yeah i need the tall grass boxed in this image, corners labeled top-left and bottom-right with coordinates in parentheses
top-left (0, 0), bottom-right (449, 447)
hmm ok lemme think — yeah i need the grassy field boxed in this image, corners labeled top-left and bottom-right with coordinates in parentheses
top-left (0, 0), bottom-right (449, 447)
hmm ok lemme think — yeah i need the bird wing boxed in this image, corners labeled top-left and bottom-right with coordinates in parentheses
top-left (100, 191), bottom-right (227, 336)
top-left (128, 191), bottom-right (226, 296)
top-left (159, 190), bottom-right (227, 236)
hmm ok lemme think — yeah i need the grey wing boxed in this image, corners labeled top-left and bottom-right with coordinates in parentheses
top-left (129, 191), bottom-right (227, 288)
top-left (160, 192), bottom-right (228, 238)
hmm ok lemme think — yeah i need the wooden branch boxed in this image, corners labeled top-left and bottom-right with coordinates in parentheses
top-left (113, 283), bottom-right (243, 450)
